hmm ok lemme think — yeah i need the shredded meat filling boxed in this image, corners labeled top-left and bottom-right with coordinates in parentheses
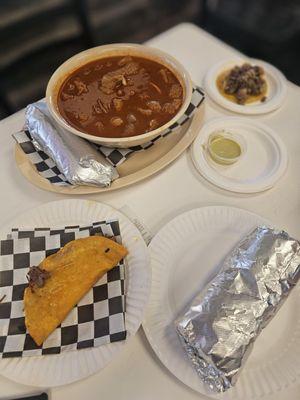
top-left (221, 63), bottom-right (267, 105)
top-left (27, 266), bottom-right (51, 292)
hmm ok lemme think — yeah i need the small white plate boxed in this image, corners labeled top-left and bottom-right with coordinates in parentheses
top-left (0, 199), bottom-right (151, 387)
top-left (204, 58), bottom-right (287, 114)
top-left (191, 117), bottom-right (288, 193)
top-left (143, 206), bottom-right (300, 399)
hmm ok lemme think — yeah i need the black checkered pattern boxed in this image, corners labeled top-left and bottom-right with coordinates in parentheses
top-left (13, 87), bottom-right (205, 186)
top-left (0, 220), bottom-right (126, 358)
top-left (14, 130), bottom-right (70, 185)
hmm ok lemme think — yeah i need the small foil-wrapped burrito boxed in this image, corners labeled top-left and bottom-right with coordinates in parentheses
top-left (25, 101), bottom-right (118, 187)
top-left (175, 226), bottom-right (300, 392)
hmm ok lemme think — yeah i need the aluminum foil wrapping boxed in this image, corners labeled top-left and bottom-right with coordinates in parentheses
top-left (175, 226), bottom-right (300, 393)
top-left (25, 101), bottom-right (118, 187)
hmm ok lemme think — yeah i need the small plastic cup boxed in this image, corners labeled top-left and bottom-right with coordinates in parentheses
top-left (207, 130), bottom-right (246, 165)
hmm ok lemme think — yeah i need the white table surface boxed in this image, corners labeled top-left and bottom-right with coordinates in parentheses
top-left (0, 22), bottom-right (299, 400)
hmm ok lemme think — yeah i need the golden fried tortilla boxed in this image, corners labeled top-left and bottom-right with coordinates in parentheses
top-left (24, 236), bottom-right (128, 346)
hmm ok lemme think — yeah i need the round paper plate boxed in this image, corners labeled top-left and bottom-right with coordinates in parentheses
top-left (0, 199), bottom-right (151, 387)
top-left (204, 58), bottom-right (287, 114)
top-left (143, 206), bottom-right (300, 399)
top-left (191, 117), bottom-right (288, 193)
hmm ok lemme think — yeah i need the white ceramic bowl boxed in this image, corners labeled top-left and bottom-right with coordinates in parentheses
top-left (46, 43), bottom-right (193, 148)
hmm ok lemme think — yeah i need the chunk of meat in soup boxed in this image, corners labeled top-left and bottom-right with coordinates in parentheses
top-left (169, 84), bottom-right (182, 99)
top-left (95, 121), bottom-right (104, 132)
top-left (74, 79), bottom-right (88, 95)
top-left (162, 102), bottom-right (176, 114)
top-left (124, 123), bottom-right (135, 136)
top-left (137, 107), bottom-right (152, 116)
top-left (149, 119), bottom-right (159, 130)
top-left (110, 117), bottom-right (124, 127)
top-left (147, 100), bottom-right (161, 112)
top-left (127, 113), bottom-right (137, 123)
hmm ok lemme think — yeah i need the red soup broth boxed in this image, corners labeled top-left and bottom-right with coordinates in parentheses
top-left (57, 55), bottom-right (184, 138)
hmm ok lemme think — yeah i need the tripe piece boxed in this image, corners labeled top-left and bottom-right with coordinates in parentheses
top-left (24, 236), bottom-right (128, 346)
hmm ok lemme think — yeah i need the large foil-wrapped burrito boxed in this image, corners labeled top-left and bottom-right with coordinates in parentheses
top-left (25, 101), bottom-right (118, 187)
top-left (175, 226), bottom-right (300, 392)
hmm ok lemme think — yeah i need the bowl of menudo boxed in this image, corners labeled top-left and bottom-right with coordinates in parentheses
top-left (46, 43), bottom-right (193, 148)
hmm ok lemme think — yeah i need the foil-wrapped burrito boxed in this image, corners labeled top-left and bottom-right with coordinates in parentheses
top-left (176, 226), bottom-right (300, 392)
top-left (25, 102), bottom-right (118, 187)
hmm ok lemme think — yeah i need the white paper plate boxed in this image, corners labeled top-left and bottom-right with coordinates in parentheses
top-left (204, 58), bottom-right (287, 114)
top-left (143, 206), bottom-right (300, 399)
top-left (191, 117), bottom-right (288, 193)
top-left (0, 199), bottom-right (151, 387)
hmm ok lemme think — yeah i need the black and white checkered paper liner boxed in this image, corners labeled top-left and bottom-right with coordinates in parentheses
top-left (0, 219), bottom-right (126, 358)
top-left (13, 86), bottom-right (205, 186)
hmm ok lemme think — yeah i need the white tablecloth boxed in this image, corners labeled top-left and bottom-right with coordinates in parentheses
top-left (0, 23), bottom-right (299, 400)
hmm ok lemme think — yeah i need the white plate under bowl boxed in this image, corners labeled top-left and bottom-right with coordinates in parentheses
top-left (143, 206), bottom-right (300, 399)
top-left (0, 199), bottom-right (151, 387)
top-left (204, 58), bottom-right (287, 114)
top-left (191, 117), bottom-right (288, 193)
